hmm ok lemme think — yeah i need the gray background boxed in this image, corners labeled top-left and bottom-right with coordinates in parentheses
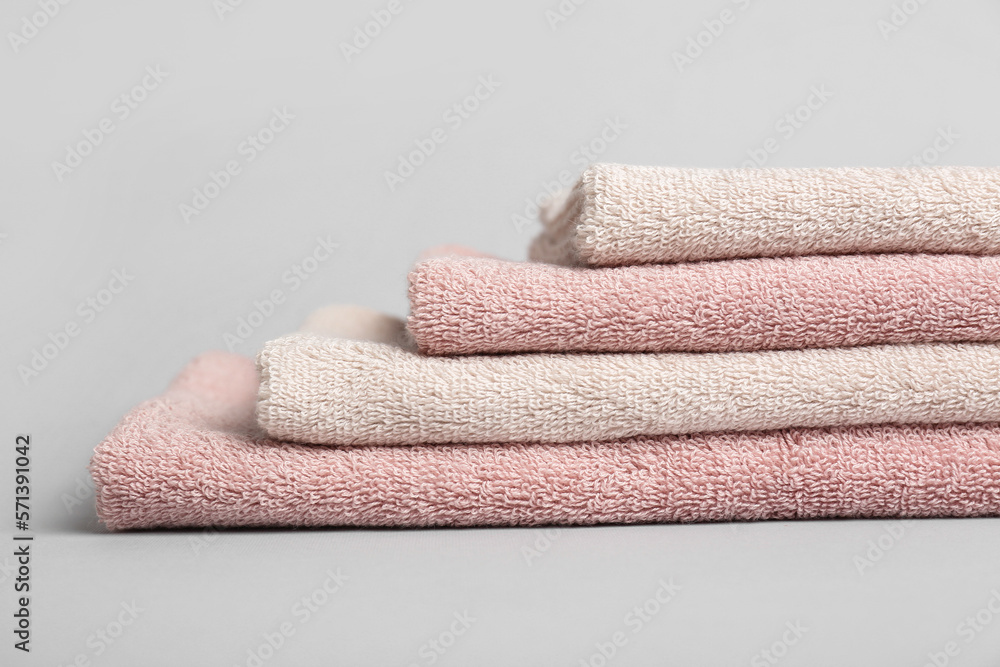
top-left (3, 0), bottom-right (1000, 664)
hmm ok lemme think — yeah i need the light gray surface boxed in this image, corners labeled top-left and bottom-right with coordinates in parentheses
top-left (2, 0), bottom-right (1000, 664)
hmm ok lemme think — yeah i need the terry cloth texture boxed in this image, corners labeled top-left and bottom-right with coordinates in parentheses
top-left (256, 336), bottom-right (1000, 446)
top-left (92, 350), bottom-right (1000, 530)
top-left (407, 253), bottom-right (1000, 355)
top-left (529, 164), bottom-right (1000, 266)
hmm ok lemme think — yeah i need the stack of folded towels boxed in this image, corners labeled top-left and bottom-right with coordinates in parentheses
top-left (92, 164), bottom-right (1000, 530)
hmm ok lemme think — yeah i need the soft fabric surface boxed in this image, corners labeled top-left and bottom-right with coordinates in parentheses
top-left (529, 164), bottom-right (1000, 266)
top-left (407, 253), bottom-right (1000, 355)
top-left (256, 335), bottom-right (1000, 446)
top-left (92, 350), bottom-right (1000, 530)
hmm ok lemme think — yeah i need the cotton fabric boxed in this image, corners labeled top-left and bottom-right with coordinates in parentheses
top-left (256, 335), bottom-right (1000, 446)
top-left (529, 164), bottom-right (1000, 265)
top-left (91, 350), bottom-right (1000, 530)
top-left (408, 253), bottom-right (1000, 355)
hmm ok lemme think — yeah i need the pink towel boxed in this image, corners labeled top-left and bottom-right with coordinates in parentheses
top-left (92, 350), bottom-right (1000, 530)
top-left (408, 253), bottom-right (1000, 355)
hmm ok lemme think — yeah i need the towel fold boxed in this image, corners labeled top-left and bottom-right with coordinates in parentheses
top-left (256, 335), bottom-right (1000, 446)
top-left (91, 350), bottom-right (1000, 530)
top-left (408, 253), bottom-right (1000, 355)
top-left (530, 164), bottom-right (1000, 266)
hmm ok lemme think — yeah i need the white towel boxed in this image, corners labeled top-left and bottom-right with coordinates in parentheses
top-left (256, 336), bottom-right (1000, 446)
top-left (529, 163), bottom-right (1000, 265)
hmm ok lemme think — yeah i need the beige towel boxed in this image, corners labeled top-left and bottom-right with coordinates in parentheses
top-left (298, 304), bottom-right (414, 349)
top-left (256, 336), bottom-right (1000, 446)
top-left (529, 164), bottom-right (1000, 265)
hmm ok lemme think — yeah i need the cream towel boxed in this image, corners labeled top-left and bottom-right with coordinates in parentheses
top-left (529, 164), bottom-right (1000, 265)
top-left (299, 303), bottom-right (414, 349)
top-left (256, 337), bottom-right (1000, 446)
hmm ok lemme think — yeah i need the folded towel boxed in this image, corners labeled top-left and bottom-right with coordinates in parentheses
top-left (256, 334), bottom-right (1000, 446)
top-left (299, 303), bottom-right (414, 348)
top-left (92, 349), bottom-right (1000, 530)
top-left (529, 164), bottom-right (1000, 266)
top-left (408, 253), bottom-right (1000, 355)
